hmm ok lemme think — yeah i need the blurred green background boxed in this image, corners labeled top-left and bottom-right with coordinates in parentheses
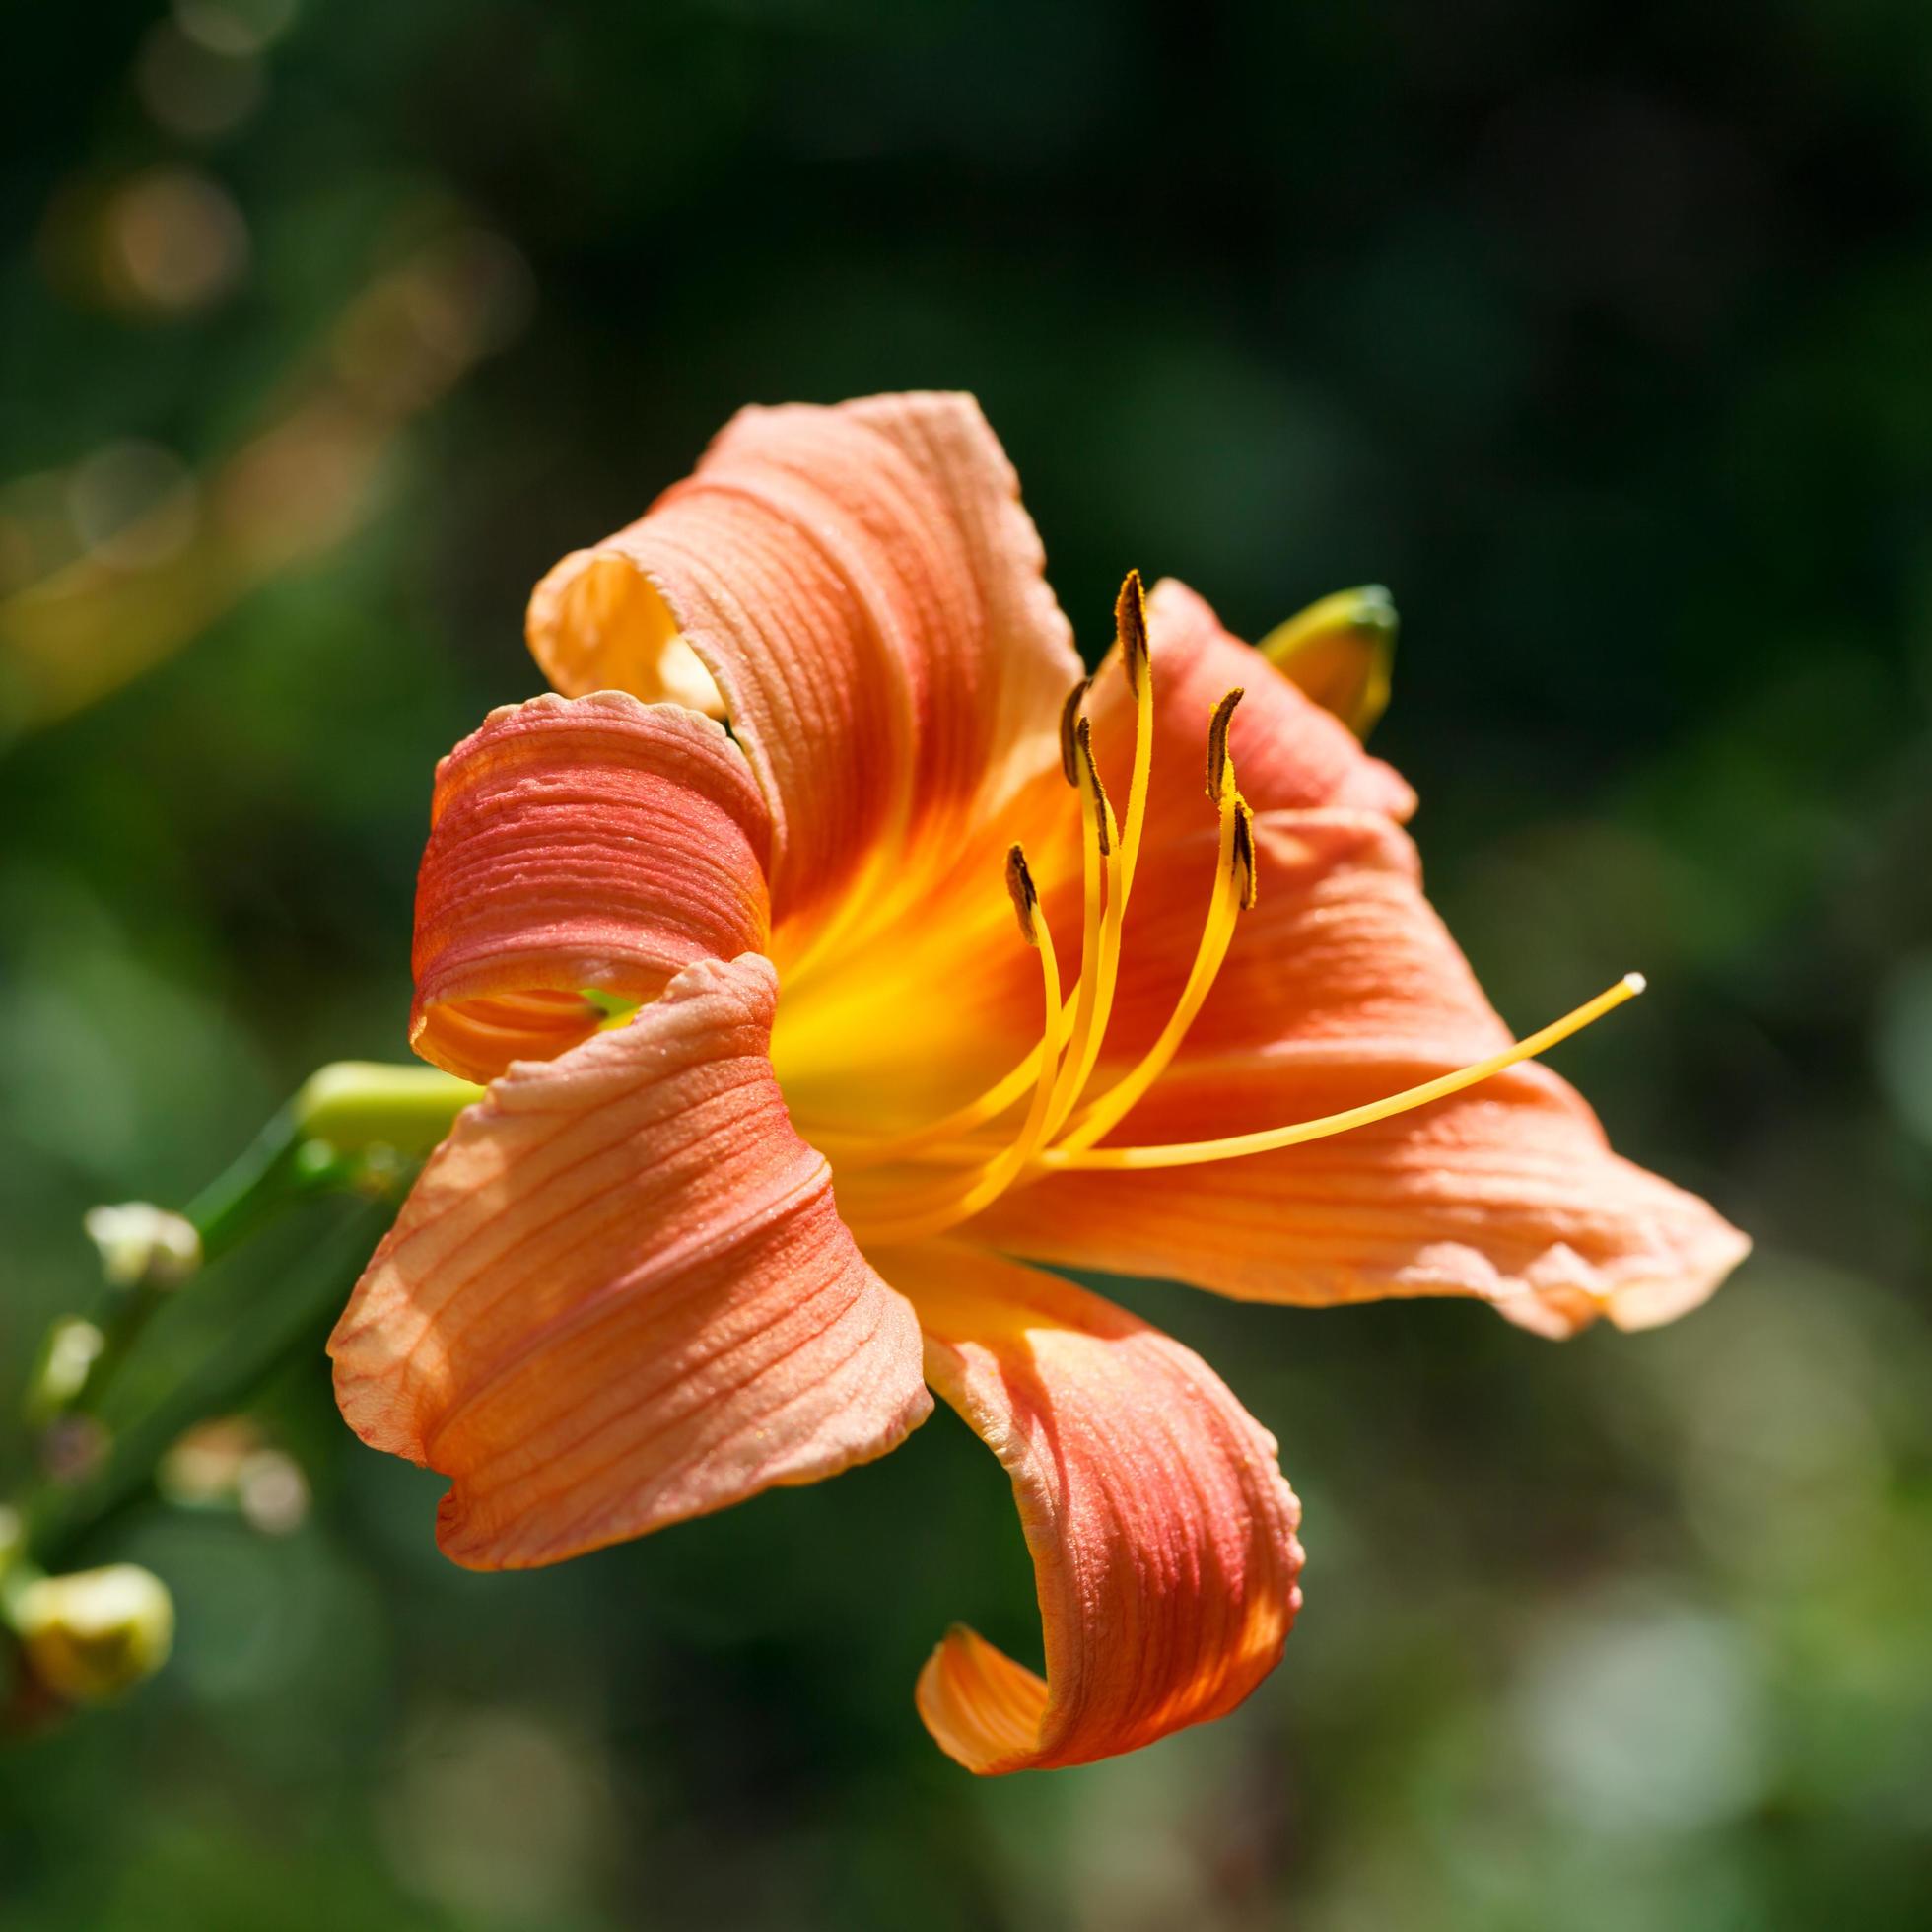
top-left (3, 0), bottom-right (1929, 1926)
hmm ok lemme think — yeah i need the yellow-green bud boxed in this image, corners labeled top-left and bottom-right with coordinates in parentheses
top-left (1257, 585), bottom-right (1398, 739)
top-left (10, 1564), bottom-right (175, 1704)
top-left (292, 1062), bottom-right (481, 1160)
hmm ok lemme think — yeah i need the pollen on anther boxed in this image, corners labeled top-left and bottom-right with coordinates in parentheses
top-left (1206, 688), bottom-right (1245, 801)
top-left (1116, 570), bottom-right (1149, 699)
top-left (1059, 677), bottom-right (1092, 786)
top-left (1231, 798), bottom-right (1259, 911)
top-left (1004, 843), bottom-right (1040, 946)
top-left (1074, 717), bottom-right (1113, 856)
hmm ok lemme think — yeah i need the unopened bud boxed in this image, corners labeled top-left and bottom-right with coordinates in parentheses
top-left (27, 1318), bottom-right (105, 1418)
top-left (1258, 585), bottom-right (1397, 739)
top-left (292, 1062), bottom-right (480, 1160)
top-left (84, 1203), bottom-right (200, 1291)
top-left (10, 1564), bottom-right (174, 1704)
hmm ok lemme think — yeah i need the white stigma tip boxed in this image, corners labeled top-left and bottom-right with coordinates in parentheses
top-left (1622, 972), bottom-right (1647, 996)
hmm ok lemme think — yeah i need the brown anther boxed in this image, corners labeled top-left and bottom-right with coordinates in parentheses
top-left (1074, 717), bottom-right (1113, 856)
top-left (1206, 688), bottom-right (1245, 801)
top-left (1059, 676), bottom-right (1092, 786)
top-left (1004, 843), bottom-right (1040, 946)
top-left (1116, 570), bottom-right (1149, 700)
top-left (1231, 797), bottom-right (1259, 911)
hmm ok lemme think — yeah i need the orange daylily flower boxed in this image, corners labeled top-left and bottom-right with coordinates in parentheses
top-left (327, 392), bottom-right (1749, 1773)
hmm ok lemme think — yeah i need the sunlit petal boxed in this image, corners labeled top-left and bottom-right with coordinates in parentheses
top-left (410, 690), bottom-right (771, 1084)
top-left (885, 1244), bottom-right (1302, 1773)
top-left (526, 392), bottom-right (1081, 934)
top-left (331, 953), bottom-right (932, 1568)
top-left (980, 809), bottom-right (1748, 1336)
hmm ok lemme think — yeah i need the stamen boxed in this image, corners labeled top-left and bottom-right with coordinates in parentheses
top-left (1077, 716), bottom-right (1113, 857)
top-left (1117, 569), bottom-right (1149, 700)
top-left (1035, 974), bottom-right (1648, 1172)
top-left (847, 848), bottom-right (1067, 1246)
top-left (824, 840), bottom-right (1073, 1171)
top-left (1042, 718), bottom-right (1123, 1137)
top-left (1004, 842), bottom-right (1041, 947)
top-left (1206, 688), bottom-right (1244, 802)
top-left (824, 1046), bottom-right (1049, 1171)
top-left (1058, 676), bottom-right (1091, 787)
top-left (1114, 573), bottom-right (1155, 904)
top-left (828, 571), bottom-right (1196, 1210)
top-left (1039, 576), bottom-right (1161, 1136)
top-left (1056, 748), bottom-right (1251, 1155)
top-left (1231, 797), bottom-right (1258, 911)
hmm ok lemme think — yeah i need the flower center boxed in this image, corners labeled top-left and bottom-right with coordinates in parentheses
top-left (815, 572), bottom-right (1642, 1249)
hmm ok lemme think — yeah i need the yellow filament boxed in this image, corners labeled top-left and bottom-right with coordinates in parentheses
top-left (1039, 631), bottom-right (1155, 1148)
top-left (844, 587), bottom-right (1158, 1173)
top-left (1043, 726), bottom-right (1123, 1138)
top-left (1118, 616), bottom-right (1154, 901)
top-left (834, 662), bottom-right (1139, 1173)
top-left (822, 1035), bottom-right (1051, 1170)
top-left (1033, 974), bottom-right (1647, 1172)
top-left (826, 581), bottom-right (1645, 1248)
top-left (1056, 775), bottom-right (1244, 1154)
top-left (849, 903), bottom-right (1066, 1246)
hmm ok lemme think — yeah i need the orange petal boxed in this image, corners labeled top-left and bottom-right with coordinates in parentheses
top-left (410, 691), bottom-right (772, 1084)
top-left (1086, 578), bottom-right (1415, 832)
top-left (884, 1243), bottom-right (1302, 1773)
top-left (329, 953), bottom-right (932, 1568)
top-left (980, 810), bottom-right (1749, 1337)
top-left (526, 392), bottom-right (1082, 934)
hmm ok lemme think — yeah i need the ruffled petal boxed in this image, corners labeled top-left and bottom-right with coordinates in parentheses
top-left (410, 691), bottom-right (772, 1084)
top-left (977, 810), bottom-right (1749, 1337)
top-left (526, 392), bottom-right (1081, 934)
top-left (329, 953), bottom-right (932, 1568)
top-left (883, 1244), bottom-right (1302, 1773)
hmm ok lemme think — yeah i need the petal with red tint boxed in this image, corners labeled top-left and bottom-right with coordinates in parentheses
top-left (883, 1243), bottom-right (1302, 1773)
top-left (410, 691), bottom-right (772, 1084)
top-left (526, 392), bottom-right (1082, 934)
top-left (330, 953), bottom-right (932, 1568)
top-left (978, 810), bottom-right (1749, 1337)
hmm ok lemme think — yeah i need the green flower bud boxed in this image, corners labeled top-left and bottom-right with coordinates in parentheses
top-left (292, 1062), bottom-right (480, 1160)
top-left (1258, 585), bottom-right (1398, 739)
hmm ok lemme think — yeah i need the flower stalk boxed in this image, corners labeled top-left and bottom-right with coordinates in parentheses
top-left (3, 1063), bottom-right (477, 1731)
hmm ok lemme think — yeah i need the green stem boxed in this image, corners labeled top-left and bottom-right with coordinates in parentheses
top-left (17, 1063), bottom-right (476, 1558)
top-left (29, 1205), bottom-right (395, 1569)
top-left (73, 1064), bottom-right (477, 1418)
